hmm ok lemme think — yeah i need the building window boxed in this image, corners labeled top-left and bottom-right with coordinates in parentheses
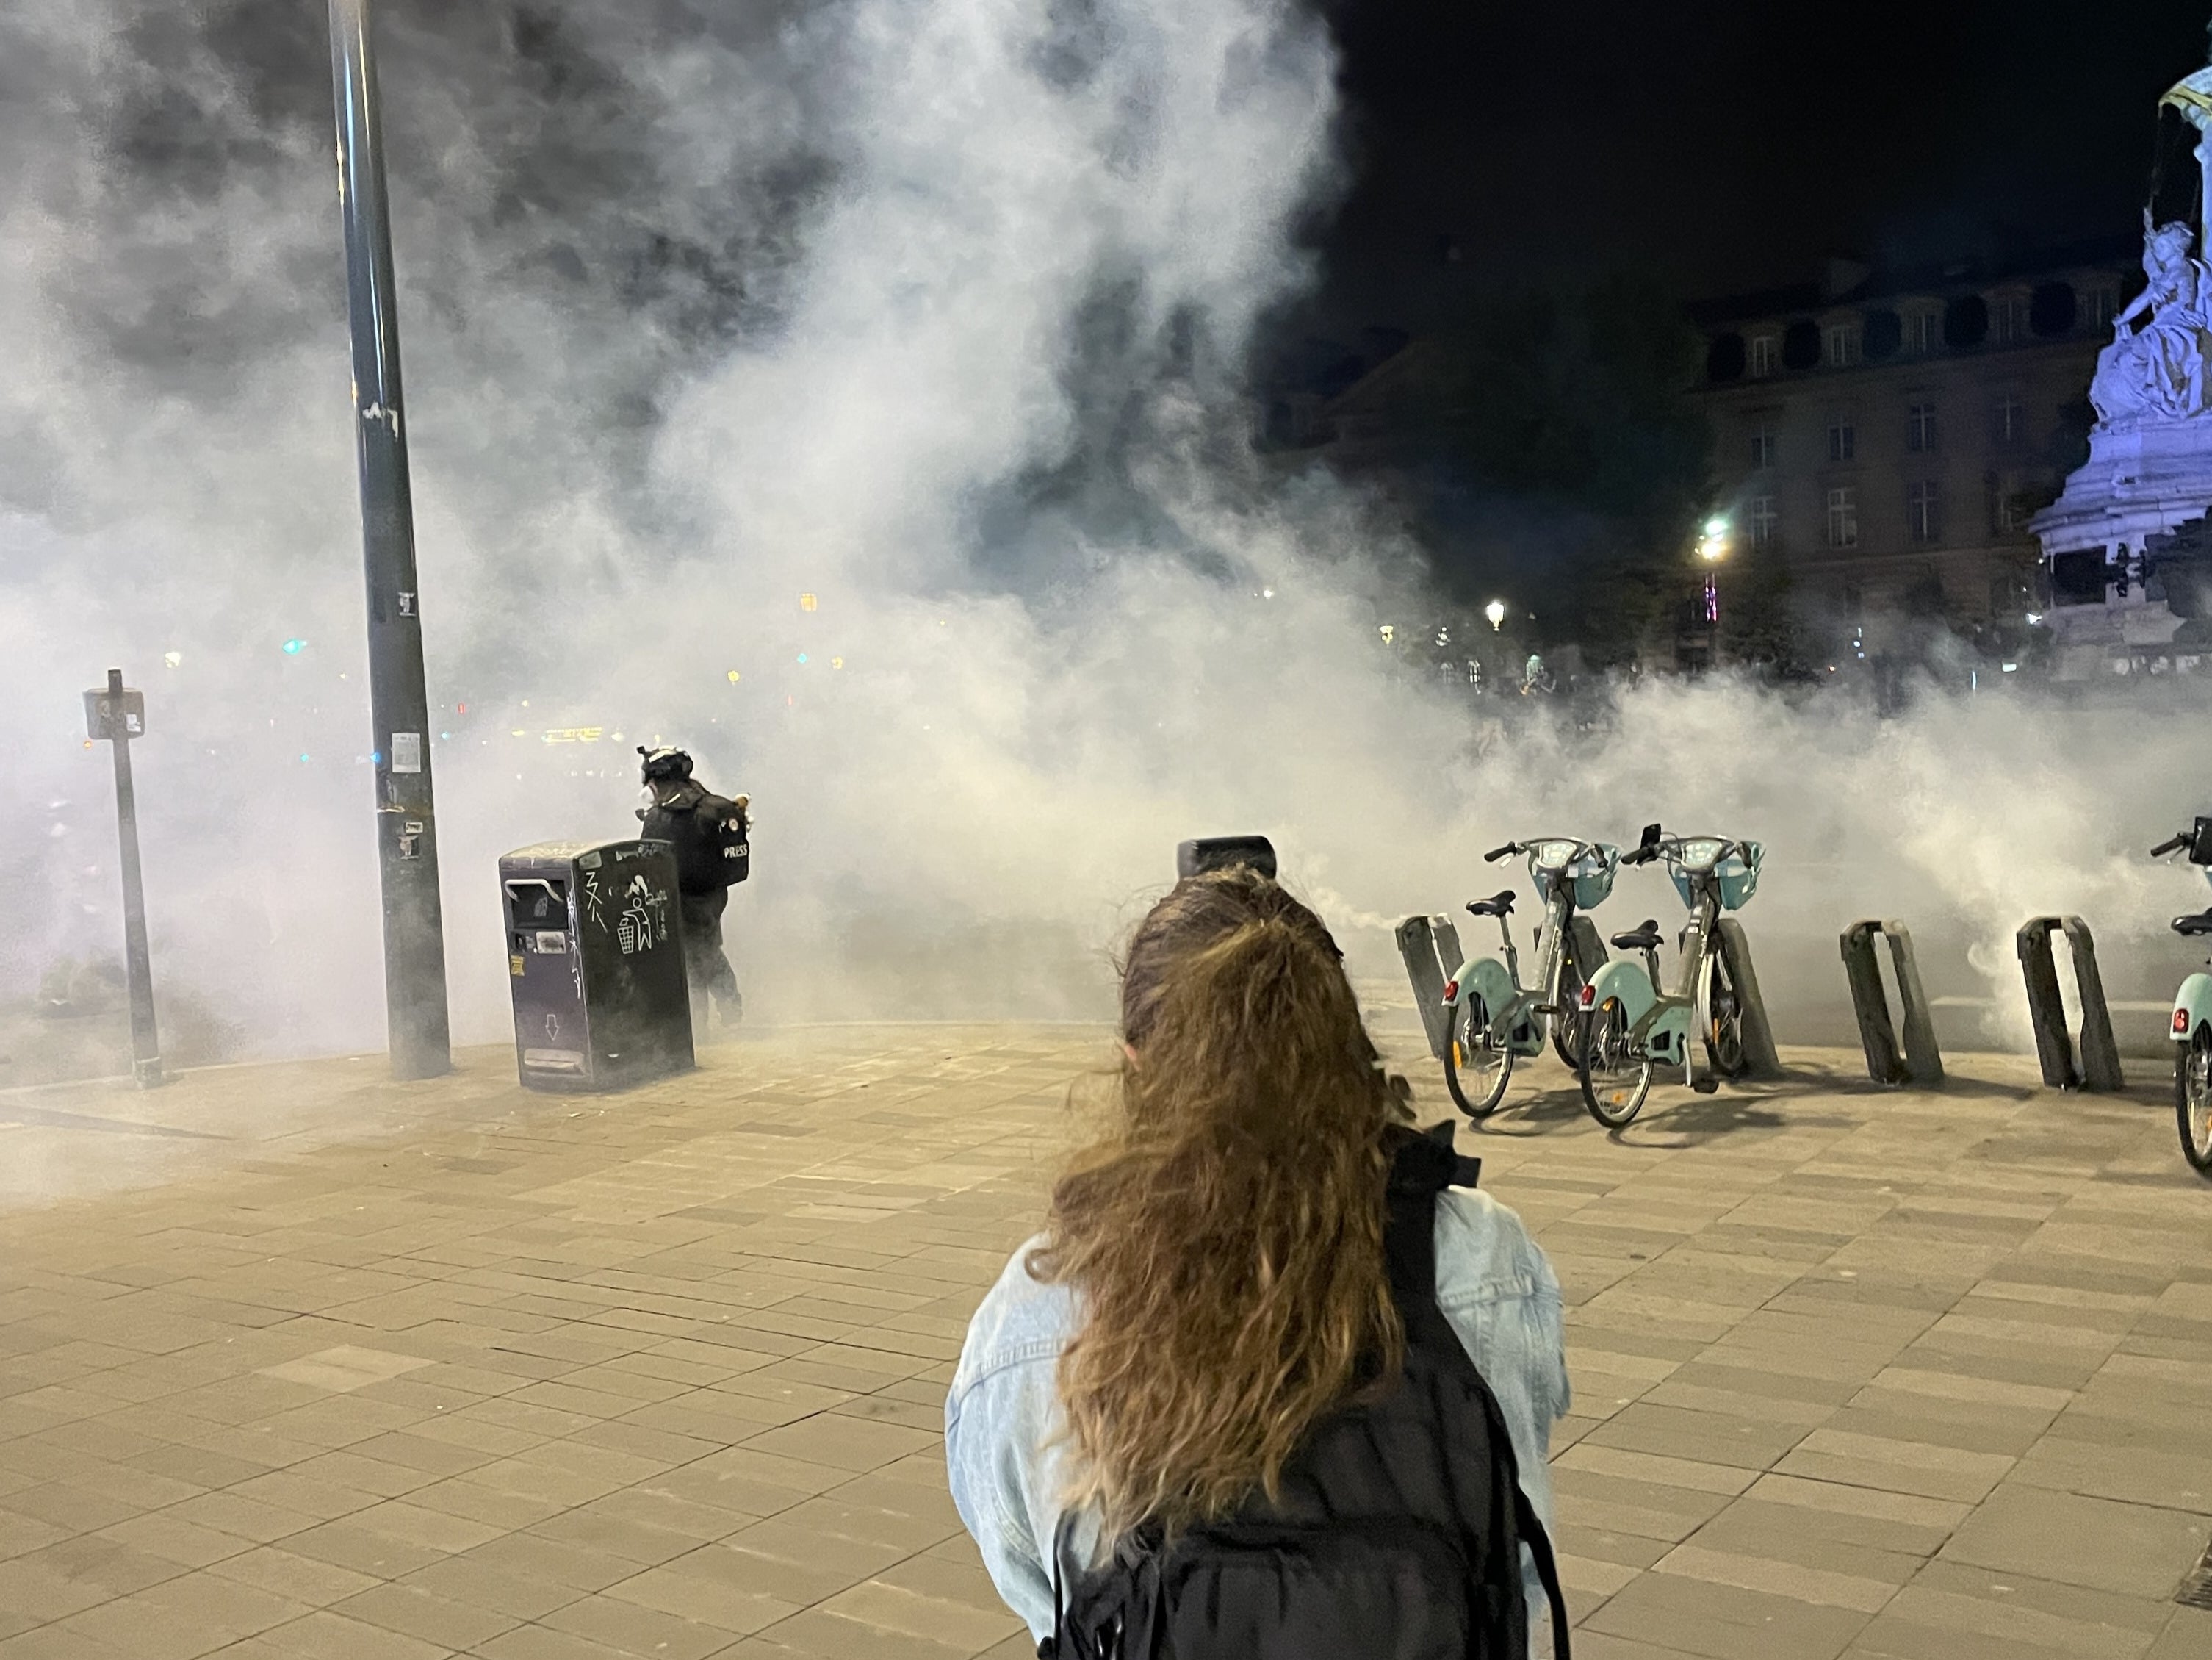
top-left (1909, 311), bottom-right (1939, 354)
top-left (1826, 323), bottom-right (1861, 367)
top-left (1992, 394), bottom-right (2025, 447)
top-left (1828, 486), bottom-right (1859, 548)
top-left (1749, 495), bottom-right (1779, 550)
top-left (1909, 479), bottom-right (1942, 543)
top-left (1749, 335), bottom-right (1778, 377)
top-left (1907, 403), bottom-right (1938, 453)
top-left (1989, 470), bottom-right (2033, 533)
top-left (1749, 422), bottom-right (1776, 469)
top-left (1829, 418), bottom-right (1856, 463)
top-left (1992, 294), bottom-right (2031, 345)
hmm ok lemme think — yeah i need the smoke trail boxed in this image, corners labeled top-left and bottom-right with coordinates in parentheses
top-left (0, 0), bottom-right (2205, 1084)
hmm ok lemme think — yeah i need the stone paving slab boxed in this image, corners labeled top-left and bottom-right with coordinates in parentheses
top-left (0, 1028), bottom-right (2210, 1657)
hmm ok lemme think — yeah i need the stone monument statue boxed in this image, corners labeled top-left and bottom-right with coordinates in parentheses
top-left (2030, 18), bottom-right (2212, 669)
top-left (2089, 211), bottom-right (2212, 428)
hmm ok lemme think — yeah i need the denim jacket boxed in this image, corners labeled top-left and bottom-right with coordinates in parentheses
top-left (945, 1185), bottom-right (1571, 1648)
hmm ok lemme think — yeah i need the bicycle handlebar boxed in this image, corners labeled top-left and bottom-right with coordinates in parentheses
top-left (1624, 829), bottom-right (1740, 869)
top-left (1483, 843), bottom-right (1517, 863)
top-left (2152, 833), bottom-right (2189, 858)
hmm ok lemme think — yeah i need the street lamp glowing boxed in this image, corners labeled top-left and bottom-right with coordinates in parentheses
top-left (1485, 600), bottom-right (1506, 631)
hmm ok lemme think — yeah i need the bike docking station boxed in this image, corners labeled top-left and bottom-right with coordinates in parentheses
top-left (2016, 916), bottom-right (2125, 1093)
top-left (1397, 913), bottom-right (1468, 1068)
top-left (1712, 919), bottom-right (1784, 1082)
top-left (1839, 921), bottom-right (1944, 1087)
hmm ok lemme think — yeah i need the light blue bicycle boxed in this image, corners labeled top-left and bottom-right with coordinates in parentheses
top-left (2152, 816), bottom-right (2212, 1175)
top-left (1576, 824), bottom-right (1764, 1128)
top-left (1439, 836), bottom-right (1620, 1117)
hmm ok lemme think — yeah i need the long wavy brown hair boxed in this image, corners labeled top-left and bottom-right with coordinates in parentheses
top-left (1027, 865), bottom-right (1411, 1539)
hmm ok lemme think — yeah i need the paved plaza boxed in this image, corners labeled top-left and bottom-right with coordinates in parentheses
top-left (0, 1026), bottom-right (2209, 1659)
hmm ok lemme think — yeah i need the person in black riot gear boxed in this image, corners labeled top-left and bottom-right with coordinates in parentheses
top-left (636, 747), bottom-right (749, 1029)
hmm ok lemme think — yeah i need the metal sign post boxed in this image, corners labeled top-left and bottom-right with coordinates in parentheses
top-left (84, 669), bottom-right (162, 1088)
top-left (328, 0), bottom-right (450, 1079)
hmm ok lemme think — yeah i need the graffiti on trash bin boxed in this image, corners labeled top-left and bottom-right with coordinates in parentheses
top-left (615, 874), bottom-right (671, 956)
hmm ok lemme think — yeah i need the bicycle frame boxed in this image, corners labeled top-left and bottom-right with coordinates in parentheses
top-left (1579, 849), bottom-right (1734, 1088)
top-left (1448, 883), bottom-right (1577, 1058)
top-left (2172, 868), bottom-right (2212, 1046)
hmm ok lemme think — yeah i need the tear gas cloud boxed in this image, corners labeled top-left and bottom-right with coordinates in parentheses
top-left (0, 0), bottom-right (2204, 1073)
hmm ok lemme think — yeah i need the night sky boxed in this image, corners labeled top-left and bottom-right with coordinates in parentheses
top-left (1300, 0), bottom-right (2212, 338)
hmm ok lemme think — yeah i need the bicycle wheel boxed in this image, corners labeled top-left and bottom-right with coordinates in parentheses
top-left (1551, 949), bottom-right (1590, 1069)
top-left (2177, 1024), bottom-right (2212, 1175)
top-left (1704, 946), bottom-right (1747, 1079)
top-left (1579, 995), bottom-right (1653, 1127)
top-left (1443, 996), bottom-right (1514, 1118)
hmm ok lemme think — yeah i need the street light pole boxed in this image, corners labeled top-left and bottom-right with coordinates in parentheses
top-left (328, 0), bottom-right (450, 1079)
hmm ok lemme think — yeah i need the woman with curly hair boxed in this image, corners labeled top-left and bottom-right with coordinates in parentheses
top-left (947, 865), bottom-right (1571, 1656)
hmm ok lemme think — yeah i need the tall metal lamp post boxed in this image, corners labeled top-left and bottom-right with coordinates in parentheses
top-left (328, 0), bottom-right (450, 1079)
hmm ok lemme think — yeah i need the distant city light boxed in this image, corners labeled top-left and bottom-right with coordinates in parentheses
top-left (799, 593), bottom-right (818, 611)
top-left (2025, 611), bottom-right (2044, 625)
top-left (2001, 662), bottom-right (2019, 673)
top-left (371, 750), bottom-right (383, 765)
top-left (281, 639), bottom-right (306, 655)
top-left (162, 651), bottom-right (181, 669)
top-left (727, 670), bottom-right (741, 683)
top-left (831, 657), bottom-right (844, 669)
top-left (1704, 517), bottom-right (1729, 536)
top-left (1261, 587), bottom-right (1275, 600)
top-left (1485, 600), bottom-right (1506, 631)
top-left (796, 653), bottom-right (809, 664)
top-left (1378, 624), bottom-right (1395, 646)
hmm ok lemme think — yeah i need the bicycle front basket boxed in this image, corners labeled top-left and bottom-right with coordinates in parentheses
top-left (1567, 843), bottom-right (1621, 909)
top-left (1717, 841), bottom-right (1763, 910)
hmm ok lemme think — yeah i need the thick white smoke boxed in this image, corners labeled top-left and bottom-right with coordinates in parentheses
top-left (0, 0), bottom-right (2206, 1082)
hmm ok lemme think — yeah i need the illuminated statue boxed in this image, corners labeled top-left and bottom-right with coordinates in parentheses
top-left (2089, 212), bottom-right (2212, 428)
top-left (2162, 22), bottom-right (2212, 250)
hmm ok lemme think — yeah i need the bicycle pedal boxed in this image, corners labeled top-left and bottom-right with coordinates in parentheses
top-left (1691, 1076), bottom-right (1719, 1095)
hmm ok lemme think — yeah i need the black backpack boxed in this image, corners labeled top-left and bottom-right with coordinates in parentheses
top-left (643, 785), bottom-right (749, 891)
top-left (1047, 1124), bottom-right (1570, 1660)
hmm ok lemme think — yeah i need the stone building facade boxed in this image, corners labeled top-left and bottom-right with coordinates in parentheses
top-left (1695, 242), bottom-right (2133, 632)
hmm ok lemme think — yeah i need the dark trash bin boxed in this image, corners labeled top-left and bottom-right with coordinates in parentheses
top-left (499, 838), bottom-right (694, 1092)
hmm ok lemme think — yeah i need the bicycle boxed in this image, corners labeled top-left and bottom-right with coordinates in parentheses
top-left (1438, 837), bottom-right (1620, 1117)
top-left (1575, 824), bottom-right (1764, 1128)
top-left (2150, 816), bottom-right (2212, 1174)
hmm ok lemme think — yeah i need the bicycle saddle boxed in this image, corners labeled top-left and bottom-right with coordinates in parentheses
top-left (1611, 919), bottom-right (1663, 952)
top-left (1465, 890), bottom-right (1517, 918)
top-left (2174, 910), bottom-right (2212, 937)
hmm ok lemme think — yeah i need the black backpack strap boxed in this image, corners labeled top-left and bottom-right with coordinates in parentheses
top-left (1513, 1483), bottom-right (1573, 1659)
top-left (1385, 1125), bottom-right (1571, 1659)
top-left (1383, 1124), bottom-right (1481, 1299)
